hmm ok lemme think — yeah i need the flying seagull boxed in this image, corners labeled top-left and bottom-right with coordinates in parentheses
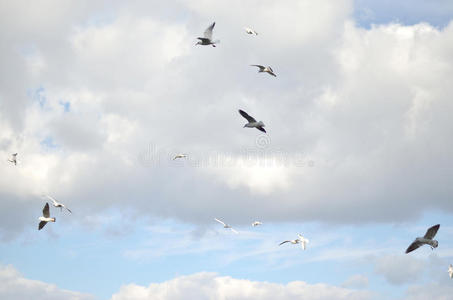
top-left (38, 203), bottom-right (56, 230)
top-left (252, 221), bottom-right (262, 227)
top-left (196, 22), bottom-right (219, 47)
top-left (448, 264), bottom-right (453, 279)
top-left (214, 218), bottom-right (238, 234)
top-left (250, 65), bottom-right (276, 77)
top-left (173, 154), bottom-right (187, 160)
top-left (8, 153), bottom-right (18, 165)
top-left (279, 234), bottom-right (309, 250)
top-left (238, 109), bottom-right (266, 133)
top-left (405, 224), bottom-right (440, 253)
top-left (244, 27), bottom-right (258, 35)
top-left (44, 195), bottom-right (72, 214)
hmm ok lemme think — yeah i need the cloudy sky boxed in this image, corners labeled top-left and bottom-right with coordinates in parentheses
top-left (1, 0), bottom-right (453, 299)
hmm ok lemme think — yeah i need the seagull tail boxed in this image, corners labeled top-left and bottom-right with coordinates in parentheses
top-left (51, 218), bottom-right (56, 222)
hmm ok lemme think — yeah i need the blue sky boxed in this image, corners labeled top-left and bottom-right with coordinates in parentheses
top-left (1, 1), bottom-right (453, 299)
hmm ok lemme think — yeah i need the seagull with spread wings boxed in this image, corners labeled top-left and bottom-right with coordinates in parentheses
top-left (250, 65), bottom-right (276, 77)
top-left (279, 234), bottom-right (309, 250)
top-left (405, 224), bottom-right (440, 253)
top-left (38, 203), bottom-right (56, 230)
top-left (173, 154), bottom-right (187, 160)
top-left (238, 109), bottom-right (266, 133)
top-left (252, 221), bottom-right (262, 227)
top-left (196, 22), bottom-right (219, 47)
top-left (44, 195), bottom-right (72, 214)
top-left (214, 218), bottom-right (238, 234)
top-left (244, 27), bottom-right (258, 35)
top-left (8, 153), bottom-right (18, 165)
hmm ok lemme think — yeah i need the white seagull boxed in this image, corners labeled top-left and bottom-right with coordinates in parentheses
top-left (38, 202), bottom-right (56, 230)
top-left (8, 153), bottom-right (18, 165)
top-left (250, 65), bottom-right (276, 77)
top-left (279, 234), bottom-right (310, 250)
top-left (448, 264), bottom-right (453, 279)
top-left (214, 218), bottom-right (238, 234)
top-left (252, 221), bottom-right (262, 227)
top-left (405, 224), bottom-right (440, 253)
top-left (196, 22), bottom-right (219, 47)
top-left (239, 109), bottom-right (266, 133)
top-left (44, 195), bottom-right (72, 214)
top-left (173, 154), bottom-right (187, 160)
top-left (244, 27), bottom-right (258, 35)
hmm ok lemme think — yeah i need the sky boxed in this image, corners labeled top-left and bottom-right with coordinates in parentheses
top-left (0, 0), bottom-right (453, 299)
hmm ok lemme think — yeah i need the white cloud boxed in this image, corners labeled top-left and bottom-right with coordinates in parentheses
top-left (110, 272), bottom-right (373, 300)
top-left (0, 264), bottom-right (93, 300)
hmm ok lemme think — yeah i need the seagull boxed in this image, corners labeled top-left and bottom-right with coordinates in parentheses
top-left (38, 203), bottom-right (56, 230)
top-left (244, 27), bottom-right (258, 35)
top-left (214, 218), bottom-right (238, 234)
top-left (279, 234), bottom-right (309, 250)
top-left (238, 109), bottom-right (266, 133)
top-left (250, 65), bottom-right (276, 77)
top-left (405, 224), bottom-right (440, 253)
top-left (44, 195), bottom-right (72, 214)
top-left (8, 153), bottom-right (18, 165)
top-left (196, 22), bottom-right (219, 47)
top-left (252, 221), bottom-right (262, 227)
top-left (173, 154), bottom-right (187, 160)
top-left (448, 264), bottom-right (453, 279)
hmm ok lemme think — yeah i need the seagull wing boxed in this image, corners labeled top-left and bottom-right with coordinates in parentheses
top-left (45, 195), bottom-right (58, 206)
top-left (405, 240), bottom-right (423, 253)
top-left (238, 109), bottom-right (256, 122)
top-left (38, 221), bottom-right (47, 230)
top-left (279, 241), bottom-right (290, 246)
top-left (204, 22), bottom-right (215, 39)
top-left (256, 126), bottom-right (266, 133)
top-left (214, 218), bottom-right (226, 226)
top-left (230, 228), bottom-right (239, 234)
top-left (424, 224), bottom-right (440, 239)
top-left (268, 71), bottom-right (277, 77)
top-left (251, 65), bottom-right (265, 71)
top-left (43, 203), bottom-right (50, 218)
top-left (65, 206), bottom-right (72, 214)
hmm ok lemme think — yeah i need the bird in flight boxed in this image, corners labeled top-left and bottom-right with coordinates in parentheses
top-left (448, 264), bottom-right (453, 279)
top-left (196, 22), bottom-right (219, 47)
top-left (214, 218), bottom-right (238, 234)
top-left (244, 27), bottom-right (258, 35)
top-left (279, 234), bottom-right (310, 250)
top-left (250, 65), bottom-right (276, 77)
top-left (405, 224), bottom-right (440, 253)
top-left (252, 221), bottom-right (262, 227)
top-left (44, 195), bottom-right (72, 214)
top-left (8, 153), bottom-right (18, 165)
top-left (238, 109), bottom-right (266, 133)
top-left (173, 154), bottom-right (187, 160)
top-left (38, 203), bottom-right (56, 230)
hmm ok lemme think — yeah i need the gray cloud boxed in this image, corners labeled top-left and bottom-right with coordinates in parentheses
top-left (0, 0), bottom-right (453, 239)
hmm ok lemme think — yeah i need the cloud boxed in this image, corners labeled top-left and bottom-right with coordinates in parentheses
top-left (110, 272), bottom-right (373, 300)
top-left (0, 264), bottom-right (93, 300)
top-left (0, 0), bottom-right (453, 240)
top-left (342, 274), bottom-right (369, 289)
top-left (374, 254), bottom-right (425, 285)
